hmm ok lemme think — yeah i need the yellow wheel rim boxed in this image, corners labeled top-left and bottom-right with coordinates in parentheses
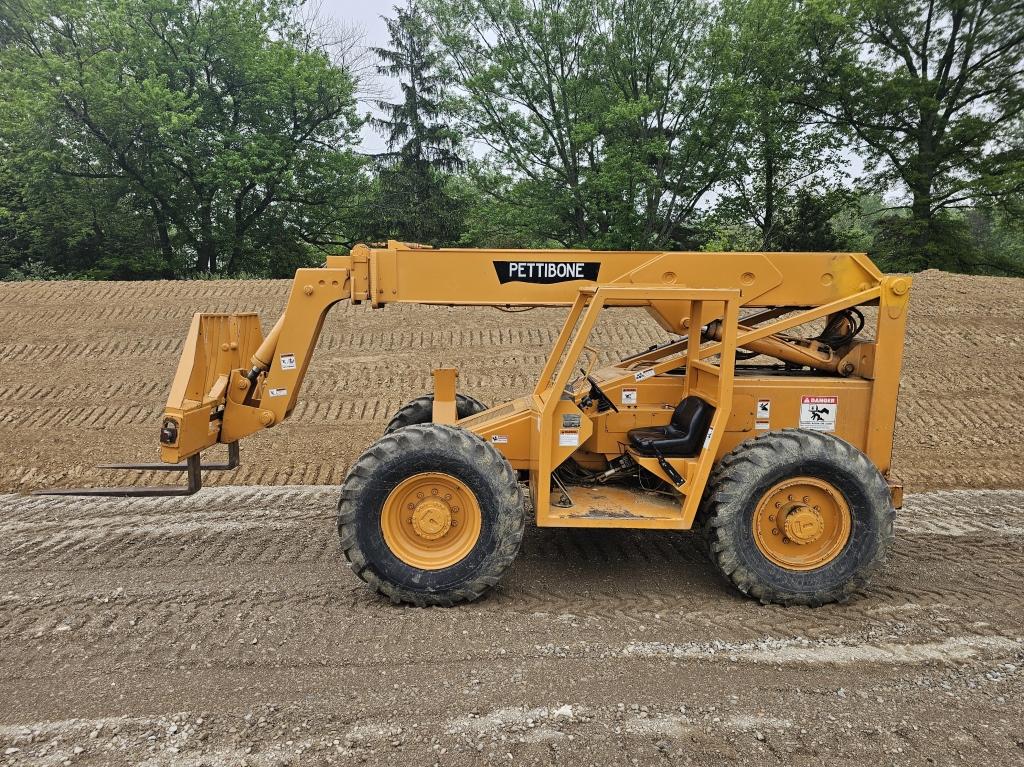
top-left (752, 476), bottom-right (852, 571)
top-left (381, 472), bottom-right (482, 570)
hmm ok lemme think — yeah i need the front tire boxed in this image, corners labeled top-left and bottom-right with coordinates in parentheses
top-left (338, 424), bottom-right (524, 606)
top-left (702, 429), bottom-right (894, 606)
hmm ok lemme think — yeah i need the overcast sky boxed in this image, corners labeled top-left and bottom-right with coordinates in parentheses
top-left (320, 0), bottom-right (391, 42)
top-left (318, 0), bottom-right (396, 153)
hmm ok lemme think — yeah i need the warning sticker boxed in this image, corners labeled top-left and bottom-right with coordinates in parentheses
top-left (703, 426), bottom-right (715, 450)
top-left (268, 387), bottom-right (288, 398)
top-left (621, 387), bottom-right (637, 405)
top-left (800, 396), bottom-right (837, 431)
top-left (756, 399), bottom-right (771, 430)
top-left (634, 368), bottom-right (655, 382)
top-left (279, 353), bottom-right (297, 371)
top-left (558, 429), bottom-right (579, 447)
top-left (490, 435), bottom-right (508, 445)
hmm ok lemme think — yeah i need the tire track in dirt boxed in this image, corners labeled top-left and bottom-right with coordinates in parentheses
top-left (3, 592), bottom-right (1019, 682)
top-left (0, 303), bottom-right (276, 326)
top-left (1, 588), bottom-right (1020, 684)
top-left (0, 380), bottom-right (170, 403)
top-left (0, 461), bottom-right (360, 494)
top-left (0, 326), bottom-right (662, 363)
top-left (0, 367), bottom-right (543, 405)
top-left (0, 337), bottom-right (184, 364)
top-left (2, 489), bottom-right (1022, 635)
top-left (896, 398), bottom-right (1019, 444)
top-left (1, 551), bottom-right (1021, 673)
top-left (0, 404), bottom-right (158, 429)
top-left (0, 278), bottom-right (284, 303)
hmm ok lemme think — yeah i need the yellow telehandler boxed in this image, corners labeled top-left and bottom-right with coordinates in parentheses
top-left (39, 242), bottom-right (912, 607)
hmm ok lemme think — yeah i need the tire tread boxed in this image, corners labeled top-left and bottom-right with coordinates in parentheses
top-left (337, 424), bottom-right (524, 606)
top-left (701, 429), bottom-right (895, 607)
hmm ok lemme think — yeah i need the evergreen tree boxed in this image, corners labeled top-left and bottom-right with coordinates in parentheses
top-left (369, 0), bottom-right (464, 245)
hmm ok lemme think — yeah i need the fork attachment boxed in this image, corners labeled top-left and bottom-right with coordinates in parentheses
top-left (31, 443), bottom-right (240, 498)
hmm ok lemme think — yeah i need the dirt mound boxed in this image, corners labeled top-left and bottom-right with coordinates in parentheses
top-left (1, 269), bottom-right (1021, 492)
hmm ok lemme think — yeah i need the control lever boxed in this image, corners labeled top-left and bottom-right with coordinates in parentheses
top-left (653, 447), bottom-right (685, 487)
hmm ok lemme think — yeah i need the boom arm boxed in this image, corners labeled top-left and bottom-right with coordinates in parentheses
top-left (155, 241), bottom-right (901, 466)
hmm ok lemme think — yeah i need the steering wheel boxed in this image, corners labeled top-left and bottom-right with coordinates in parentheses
top-left (586, 375), bottom-right (619, 413)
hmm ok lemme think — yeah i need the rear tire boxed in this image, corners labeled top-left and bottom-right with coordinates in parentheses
top-left (384, 393), bottom-right (487, 434)
top-left (338, 424), bottom-right (524, 606)
top-left (702, 429), bottom-right (894, 606)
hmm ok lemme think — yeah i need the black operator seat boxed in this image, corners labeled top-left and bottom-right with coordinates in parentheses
top-left (627, 396), bottom-right (715, 458)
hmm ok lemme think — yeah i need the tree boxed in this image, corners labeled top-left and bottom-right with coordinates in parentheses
top-left (427, 0), bottom-right (742, 249)
top-left (963, 204), bottom-right (1024, 275)
top-left (804, 0), bottom-right (1024, 269)
top-left (0, 0), bottom-right (364, 276)
top-left (716, 0), bottom-right (848, 249)
top-left (0, 118), bottom-right (168, 279)
top-left (366, 0), bottom-right (465, 245)
top-left (456, 164), bottom-right (565, 248)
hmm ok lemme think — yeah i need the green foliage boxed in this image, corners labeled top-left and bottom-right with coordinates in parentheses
top-left (773, 189), bottom-right (862, 251)
top-left (873, 215), bottom-right (971, 273)
top-left (1, 0), bottom-right (1023, 279)
top-left (716, 0), bottom-right (847, 249)
top-left (0, 0), bottom-right (364, 278)
top-left (803, 0), bottom-right (1024, 269)
top-left (874, 209), bottom-right (1024, 276)
top-left (3, 259), bottom-right (62, 281)
top-left (456, 167), bottom-right (565, 249)
top-left (966, 205), bottom-right (1024, 275)
top-left (0, 135), bottom-right (169, 279)
top-left (700, 220), bottom-right (763, 253)
top-left (426, 0), bottom-right (743, 249)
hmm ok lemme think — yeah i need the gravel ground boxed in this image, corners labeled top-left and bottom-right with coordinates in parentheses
top-left (1, 487), bottom-right (1022, 766)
